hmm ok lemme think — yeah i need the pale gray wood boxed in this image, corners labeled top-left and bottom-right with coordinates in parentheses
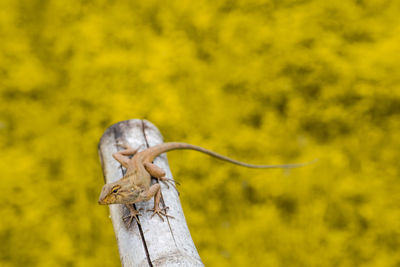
top-left (98, 119), bottom-right (204, 267)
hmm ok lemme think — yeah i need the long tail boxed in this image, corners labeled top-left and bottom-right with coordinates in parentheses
top-left (145, 142), bottom-right (316, 169)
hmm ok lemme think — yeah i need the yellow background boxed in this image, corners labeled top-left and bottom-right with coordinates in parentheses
top-left (1, 0), bottom-right (400, 266)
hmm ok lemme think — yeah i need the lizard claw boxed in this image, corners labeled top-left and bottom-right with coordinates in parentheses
top-left (147, 206), bottom-right (174, 222)
top-left (116, 142), bottom-right (130, 149)
top-left (117, 142), bottom-right (144, 151)
top-left (123, 207), bottom-right (142, 227)
top-left (160, 177), bottom-right (180, 195)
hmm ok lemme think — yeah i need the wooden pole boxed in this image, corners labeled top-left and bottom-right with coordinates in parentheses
top-left (98, 119), bottom-right (204, 267)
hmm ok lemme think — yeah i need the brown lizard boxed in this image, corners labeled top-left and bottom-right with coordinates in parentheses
top-left (98, 142), bottom-right (314, 225)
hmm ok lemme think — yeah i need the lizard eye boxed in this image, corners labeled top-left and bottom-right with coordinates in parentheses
top-left (111, 185), bottom-right (120, 194)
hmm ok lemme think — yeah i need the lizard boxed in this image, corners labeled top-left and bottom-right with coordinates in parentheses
top-left (98, 142), bottom-right (314, 226)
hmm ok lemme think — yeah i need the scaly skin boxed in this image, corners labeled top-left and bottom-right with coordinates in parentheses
top-left (98, 142), bottom-right (314, 225)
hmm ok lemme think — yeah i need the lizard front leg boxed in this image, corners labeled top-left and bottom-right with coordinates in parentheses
top-left (143, 162), bottom-right (180, 191)
top-left (143, 183), bottom-right (174, 221)
top-left (123, 204), bottom-right (142, 226)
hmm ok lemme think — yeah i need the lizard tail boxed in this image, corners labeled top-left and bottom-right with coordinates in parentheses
top-left (145, 142), bottom-right (316, 169)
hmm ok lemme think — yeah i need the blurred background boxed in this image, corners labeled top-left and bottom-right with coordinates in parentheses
top-left (1, 0), bottom-right (400, 266)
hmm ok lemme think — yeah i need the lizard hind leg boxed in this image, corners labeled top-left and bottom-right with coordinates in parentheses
top-left (113, 144), bottom-right (140, 168)
top-left (143, 162), bottom-right (180, 192)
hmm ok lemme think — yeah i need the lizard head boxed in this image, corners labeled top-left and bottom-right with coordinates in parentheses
top-left (98, 179), bottom-right (143, 205)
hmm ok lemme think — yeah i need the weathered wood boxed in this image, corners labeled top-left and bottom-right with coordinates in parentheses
top-left (98, 119), bottom-right (204, 267)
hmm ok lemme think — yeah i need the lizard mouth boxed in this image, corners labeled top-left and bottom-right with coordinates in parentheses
top-left (98, 198), bottom-right (107, 205)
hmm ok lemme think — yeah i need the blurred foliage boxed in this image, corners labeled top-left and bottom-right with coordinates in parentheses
top-left (1, 0), bottom-right (400, 266)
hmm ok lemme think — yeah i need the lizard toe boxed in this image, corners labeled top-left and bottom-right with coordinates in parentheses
top-left (147, 206), bottom-right (174, 221)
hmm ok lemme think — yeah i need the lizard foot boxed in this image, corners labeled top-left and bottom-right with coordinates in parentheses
top-left (147, 206), bottom-right (174, 222)
top-left (116, 142), bottom-right (130, 150)
top-left (159, 177), bottom-right (180, 194)
top-left (116, 142), bottom-right (144, 151)
top-left (123, 207), bottom-right (142, 226)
